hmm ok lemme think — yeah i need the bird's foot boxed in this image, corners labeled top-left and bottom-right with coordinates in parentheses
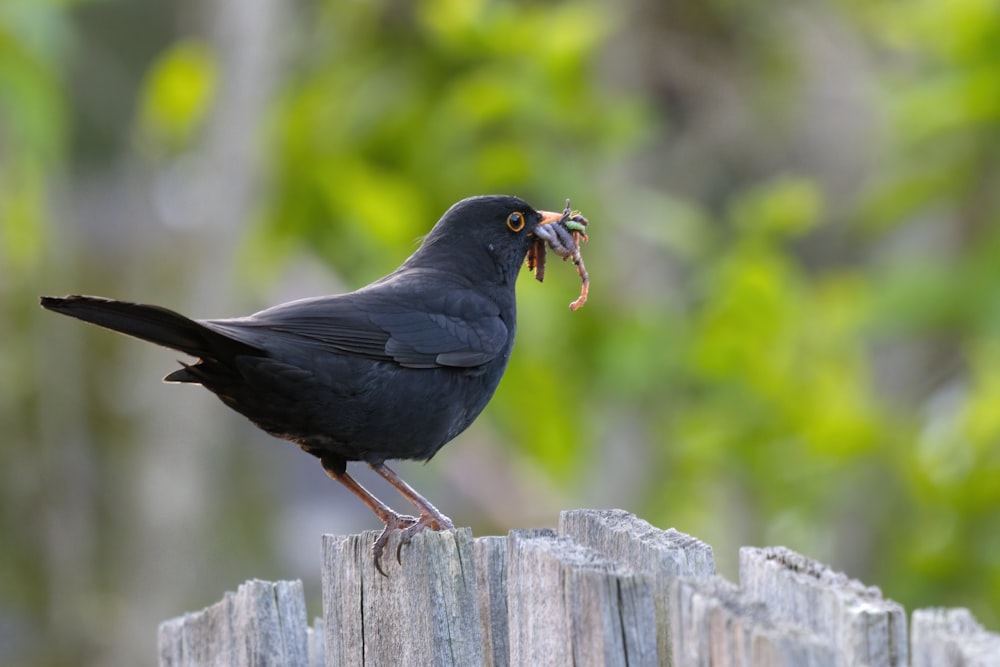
top-left (372, 512), bottom-right (419, 576)
top-left (394, 509), bottom-right (455, 565)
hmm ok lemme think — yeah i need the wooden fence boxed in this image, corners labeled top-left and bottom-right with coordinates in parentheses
top-left (157, 509), bottom-right (1000, 666)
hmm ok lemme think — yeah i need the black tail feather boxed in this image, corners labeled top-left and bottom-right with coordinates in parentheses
top-left (40, 295), bottom-right (260, 361)
top-left (163, 360), bottom-right (209, 384)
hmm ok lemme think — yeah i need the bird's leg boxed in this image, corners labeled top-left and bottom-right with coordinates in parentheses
top-left (369, 462), bottom-right (455, 563)
top-left (320, 457), bottom-right (417, 575)
top-left (370, 462), bottom-right (455, 529)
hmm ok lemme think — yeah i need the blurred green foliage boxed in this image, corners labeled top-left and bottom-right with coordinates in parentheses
top-left (0, 0), bottom-right (67, 272)
top-left (3, 0), bottom-right (1000, 664)
top-left (136, 40), bottom-right (217, 156)
top-left (245, 0), bottom-right (647, 286)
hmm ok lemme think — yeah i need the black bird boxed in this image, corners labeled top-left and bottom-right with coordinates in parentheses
top-left (41, 195), bottom-right (573, 572)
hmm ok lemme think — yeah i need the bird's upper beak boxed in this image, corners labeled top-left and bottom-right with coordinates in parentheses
top-left (534, 209), bottom-right (564, 231)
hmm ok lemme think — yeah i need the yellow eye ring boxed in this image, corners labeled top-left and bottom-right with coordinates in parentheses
top-left (506, 211), bottom-right (525, 232)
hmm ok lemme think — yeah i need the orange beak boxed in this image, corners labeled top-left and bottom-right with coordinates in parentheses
top-left (534, 209), bottom-right (564, 231)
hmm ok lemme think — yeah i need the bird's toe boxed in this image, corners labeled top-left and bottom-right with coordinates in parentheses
top-left (372, 512), bottom-right (419, 576)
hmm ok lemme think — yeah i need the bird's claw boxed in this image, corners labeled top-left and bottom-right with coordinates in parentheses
top-left (372, 512), bottom-right (419, 576)
top-left (371, 510), bottom-right (455, 576)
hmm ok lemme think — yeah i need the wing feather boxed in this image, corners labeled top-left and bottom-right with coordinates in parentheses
top-left (201, 285), bottom-right (508, 369)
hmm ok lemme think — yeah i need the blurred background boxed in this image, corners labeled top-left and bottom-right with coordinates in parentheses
top-left (3, 0), bottom-right (1000, 664)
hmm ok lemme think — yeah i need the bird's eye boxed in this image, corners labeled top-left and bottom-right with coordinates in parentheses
top-left (506, 212), bottom-right (525, 232)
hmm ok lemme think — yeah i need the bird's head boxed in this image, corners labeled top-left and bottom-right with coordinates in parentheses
top-left (404, 195), bottom-right (567, 286)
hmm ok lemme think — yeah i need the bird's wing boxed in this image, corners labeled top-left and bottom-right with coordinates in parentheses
top-left (202, 288), bottom-right (509, 370)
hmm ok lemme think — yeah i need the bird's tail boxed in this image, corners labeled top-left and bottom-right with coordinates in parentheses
top-left (39, 295), bottom-right (260, 364)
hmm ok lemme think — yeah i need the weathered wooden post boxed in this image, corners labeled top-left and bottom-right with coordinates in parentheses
top-left (156, 509), bottom-right (1000, 667)
top-left (560, 508), bottom-right (716, 664)
top-left (321, 527), bottom-right (482, 665)
top-left (474, 535), bottom-right (510, 666)
top-left (739, 547), bottom-right (907, 666)
top-left (157, 579), bottom-right (321, 667)
top-left (505, 528), bottom-right (658, 665)
top-left (910, 607), bottom-right (1000, 667)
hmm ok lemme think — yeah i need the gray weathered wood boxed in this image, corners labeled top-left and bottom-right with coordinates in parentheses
top-left (322, 528), bottom-right (482, 666)
top-left (506, 528), bottom-right (657, 667)
top-left (559, 509), bottom-right (715, 576)
top-left (911, 607), bottom-right (1000, 667)
top-left (560, 508), bottom-right (715, 665)
top-left (307, 618), bottom-right (324, 667)
top-left (739, 546), bottom-right (908, 667)
top-left (474, 535), bottom-right (510, 667)
top-left (156, 510), bottom-right (1000, 666)
top-left (158, 579), bottom-right (311, 667)
top-left (671, 574), bottom-right (836, 667)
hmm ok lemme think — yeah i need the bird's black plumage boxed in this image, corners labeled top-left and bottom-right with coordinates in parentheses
top-left (41, 194), bottom-right (567, 571)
